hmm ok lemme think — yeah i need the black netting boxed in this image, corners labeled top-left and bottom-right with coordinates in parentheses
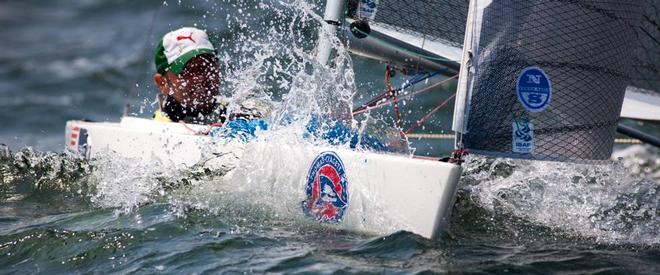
top-left (346, 0), bottom-right (658, 93)
top-left (344, 0), bottom-right (658, 160)
top-left (630, 0), bottom-right (660, 93)
top-left (347, 0), bottom-right (469, 47)
top-left (460, 0), bottom-right (646, 161)
top-left (348, 0), bottom-right (658, 91)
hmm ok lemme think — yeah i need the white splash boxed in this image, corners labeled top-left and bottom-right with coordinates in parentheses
top-left (462, 145), bottom-right (659, 245)
top-left (82, 0), bottom-right (396, 235)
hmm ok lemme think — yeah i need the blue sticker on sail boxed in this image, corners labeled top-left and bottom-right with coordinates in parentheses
top-left (517, 67), bottom-right (552, 112)
top-left (301, 151), bottom-right (349, 223)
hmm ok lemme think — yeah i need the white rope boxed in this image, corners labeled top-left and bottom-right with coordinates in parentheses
top-left (406, 133), bottom-right (643, 145)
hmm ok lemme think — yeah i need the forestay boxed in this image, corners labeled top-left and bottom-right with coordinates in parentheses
top-left (452, 0), bottom-right (650, 161)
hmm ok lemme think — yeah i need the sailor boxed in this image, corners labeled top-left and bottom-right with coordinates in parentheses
top-left (152, 27), bottom-right (226, 124)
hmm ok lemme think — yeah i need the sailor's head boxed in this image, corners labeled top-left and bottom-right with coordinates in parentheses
top-left (153, 27), bottom-right (220, 112)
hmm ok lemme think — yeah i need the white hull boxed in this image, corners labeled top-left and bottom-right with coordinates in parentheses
top-left (65, 117), bottom-right (462, 239)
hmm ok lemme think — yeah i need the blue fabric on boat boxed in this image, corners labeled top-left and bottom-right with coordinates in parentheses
top-left (304, 115), bottom-right (388, 151)
top-left (207, 116), bottom-right (389, 152)
top-left (208, 119), bottom-right (268, 141)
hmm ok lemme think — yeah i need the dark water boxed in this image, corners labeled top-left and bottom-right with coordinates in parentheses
top-left (1, 0), bottom-right (659, 274)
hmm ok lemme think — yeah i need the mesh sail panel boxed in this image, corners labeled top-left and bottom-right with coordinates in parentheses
top-left (630, 0), bottom-right (660, 93)
top-left (347, 0), bottom-right (468, 47)
top-left (456, 0), bottom-right (644, 161)
top-left (346, 0), bottom-right (658, 95)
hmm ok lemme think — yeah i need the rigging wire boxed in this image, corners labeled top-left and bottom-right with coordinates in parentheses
top-left (353, 74), bottom-right (458, 116)
top-left (352, 68), bottom-right (449, 114)
top-left (128, 4), bottom-right (162, 98)
top-left (404, 94), bottom-right (456, 134)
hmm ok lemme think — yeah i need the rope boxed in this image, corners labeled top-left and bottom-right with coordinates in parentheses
top-left (405, 134), bottom-right (643, 145)
top-left (179, 121), bottom-right (203, 135)
top-left (352, 69), bottom-right (448, 114)
top-left (614, 138), bottom-right (643, 144)
top-left (353, 74), bottom-right (459, 116)
top-left (384, 66), bottom-right (403, 128)
top-left (407, 133), bottom-right (454, 139)
top-left (404, 94), bottom-right (456, 134)
top-left (178, 121), bottom-right (224, 136)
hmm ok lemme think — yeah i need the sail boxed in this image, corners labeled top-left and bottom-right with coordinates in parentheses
top-left (349, 0), bottom-right (467, 47)
top-left (340, 0), bottom-right (660, 121)
top-left (628, 0), bottom-right (660, 94)
top-left (622, 0), bottom-right (660, 121)
top-left (343, 0), bottom-right (467, 74)
top-left (451, 0), bottom-right (647, 161)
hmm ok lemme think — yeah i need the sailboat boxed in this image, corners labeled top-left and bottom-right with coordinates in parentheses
top-left (336, 0), bottom-right (660, 127)
top-left (64, 0), bottom-right (658, 239)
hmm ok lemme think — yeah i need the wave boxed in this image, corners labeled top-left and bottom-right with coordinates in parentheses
top-left (2, 144), bottom-right (658, 247)
top-left (459, 145), bottom-right (659, 246)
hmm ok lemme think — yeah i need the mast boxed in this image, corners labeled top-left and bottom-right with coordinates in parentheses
top-left (451, 0), bottom-right (494, 149)
top-left (316, 0), bottom-right (347, 65)
top-left (451, 0), bottom-right (478, 148)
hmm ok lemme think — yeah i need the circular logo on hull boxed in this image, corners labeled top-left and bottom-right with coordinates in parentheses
top-left (517, 67), bottom-right (552, 112)
top-left (302, 151), bottom-right (349, 223)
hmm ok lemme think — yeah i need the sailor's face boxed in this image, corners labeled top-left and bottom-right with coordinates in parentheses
top-left (169, 55), bottom-right (220, 111)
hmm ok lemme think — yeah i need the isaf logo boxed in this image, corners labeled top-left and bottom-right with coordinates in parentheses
top-left (302, 151), bottom-right (349, 223)
top-left (512, 117), bottom-right (534, 154)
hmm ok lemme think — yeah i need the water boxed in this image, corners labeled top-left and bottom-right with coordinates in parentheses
top-left (1, 0), bottom-right (659, 273)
